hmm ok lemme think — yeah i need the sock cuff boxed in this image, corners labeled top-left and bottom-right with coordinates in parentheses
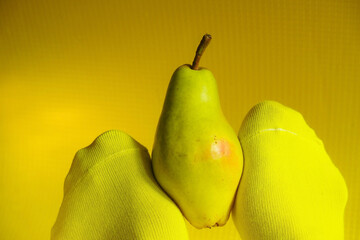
top-left (63, 130), bottom-right (148, 196)
top-left (239, 101), bottom-right (322, 144)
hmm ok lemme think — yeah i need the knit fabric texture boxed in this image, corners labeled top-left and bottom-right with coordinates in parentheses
top-left (233, 101), bottom-right (348, 240)
top-left (51, 130), bottom-right (189, 240)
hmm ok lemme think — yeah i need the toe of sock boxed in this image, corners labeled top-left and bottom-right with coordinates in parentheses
top-left (84, 130), bottom-right (146, 156)
top-left (64, 130), bottom-right (148, 195)
top-left (239, 100), bottom-right (320, 143)
top-left (73, 129), bottom-right (147, 170)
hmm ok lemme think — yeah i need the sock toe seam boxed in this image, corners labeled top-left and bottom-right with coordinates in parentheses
top-left (240, 128), bottom-right (323, 146)
top-left (64, 148), bottom-right (148, 197)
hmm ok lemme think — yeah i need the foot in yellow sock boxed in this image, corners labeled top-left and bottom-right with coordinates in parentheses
top-left (51, 130), bottom-right (189, 240)
top-left (233, 101), bottom-right (348, 240)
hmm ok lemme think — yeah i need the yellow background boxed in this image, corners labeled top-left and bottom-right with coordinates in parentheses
top-left (0, 0), bottom-right (359, 239)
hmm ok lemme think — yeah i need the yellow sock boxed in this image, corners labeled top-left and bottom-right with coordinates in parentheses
top-left (51, 130), bottom-right (188, 240)
top-left (233, 101), bottom-right (348, 240)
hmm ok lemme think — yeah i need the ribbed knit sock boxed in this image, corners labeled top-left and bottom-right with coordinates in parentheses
top-left (51, 130), bottom-right (189, 240)
top-left (233, 101), bottom-right (348, 240)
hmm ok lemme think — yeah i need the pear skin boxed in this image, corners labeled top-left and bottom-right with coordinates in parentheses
top-left (152, 63), bottom-right (243, 229)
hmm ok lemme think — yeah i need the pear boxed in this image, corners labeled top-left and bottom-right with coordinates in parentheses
top-left (152, 34), bottom-right (243, 229)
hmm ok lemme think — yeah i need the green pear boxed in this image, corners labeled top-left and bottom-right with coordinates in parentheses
top-left (152, 34), bottom-right (243, 229)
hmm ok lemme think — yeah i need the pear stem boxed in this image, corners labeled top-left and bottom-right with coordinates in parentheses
top-left (191, 34), bottom-right (212, 70)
